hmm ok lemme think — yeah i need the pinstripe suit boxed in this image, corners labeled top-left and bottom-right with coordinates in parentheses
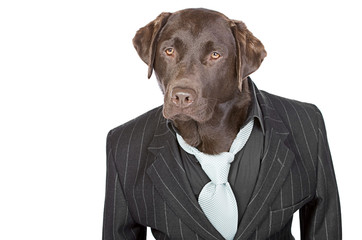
top-left (103, 82), bottom-right (341, 240)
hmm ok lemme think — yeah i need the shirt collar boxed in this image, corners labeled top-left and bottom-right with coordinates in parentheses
top-left (244, 77), bottom-right (265, 134)
top-left (166, 77), bottom-right (264, 135)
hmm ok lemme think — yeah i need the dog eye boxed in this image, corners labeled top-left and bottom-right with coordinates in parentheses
top-left (165, 48), bottom-right (174, 56)
top-left (211, 51), bottom-right (221, 59)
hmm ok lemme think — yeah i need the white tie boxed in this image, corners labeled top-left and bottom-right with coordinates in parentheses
top-left (176, 120), bottom-right (254, 240)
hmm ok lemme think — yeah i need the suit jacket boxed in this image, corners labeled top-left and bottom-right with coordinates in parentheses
top-left (102, 83), bottom-right (342, 240)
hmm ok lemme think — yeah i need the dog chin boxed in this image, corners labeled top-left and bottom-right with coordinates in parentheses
top-left (163, 108), bottom-right (211, 123)
top-left (170, 114), bottom-right (193, 122)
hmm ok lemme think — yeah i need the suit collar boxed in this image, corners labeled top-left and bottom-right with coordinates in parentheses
top-left (146, 81), bottom-right (296, 240)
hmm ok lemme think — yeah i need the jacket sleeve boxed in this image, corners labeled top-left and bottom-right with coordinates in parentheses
top-left (299, 107), bottom-right (342, 240)
top-left (102, 130), bottom-right (147, 240)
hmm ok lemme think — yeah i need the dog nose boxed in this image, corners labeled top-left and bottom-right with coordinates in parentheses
top-left (171, 88), bottom-right (196, 108)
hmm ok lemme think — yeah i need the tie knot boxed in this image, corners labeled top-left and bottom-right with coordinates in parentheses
top-left (196, 153), bottom-right (234, 184)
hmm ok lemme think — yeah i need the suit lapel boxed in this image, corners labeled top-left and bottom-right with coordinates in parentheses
top-left (235, 88), bottom-right (296, 240)
top-left (146, 116), bottom-right (224, 240)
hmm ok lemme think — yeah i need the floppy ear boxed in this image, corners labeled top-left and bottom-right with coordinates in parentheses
top-left (231, 20), bottom-right (267, 90)
top-left (132, 12), bottom-right (171, 79)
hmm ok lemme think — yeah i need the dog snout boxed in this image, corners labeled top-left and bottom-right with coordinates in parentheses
top-left (171, 87), bottom-right (196, 108)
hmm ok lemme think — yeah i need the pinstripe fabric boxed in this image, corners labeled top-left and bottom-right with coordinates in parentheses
top-left (103, 80), bottom-right (341, 240)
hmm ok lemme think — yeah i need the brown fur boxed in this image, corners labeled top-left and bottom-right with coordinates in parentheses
top-left (133, 8), bottom-right (266, 154)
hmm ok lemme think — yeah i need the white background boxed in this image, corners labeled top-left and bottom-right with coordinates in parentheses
top-left (0, 0), bottom-right (361, 239)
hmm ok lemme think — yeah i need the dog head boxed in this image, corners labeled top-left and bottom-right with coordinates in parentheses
top-left (133, 8), bottom-right (266, 123)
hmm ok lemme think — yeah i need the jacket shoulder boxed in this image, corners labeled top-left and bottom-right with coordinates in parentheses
top-left (258, 90), bottom-right (327, 151)
top-left (106, 105), bottom-right (164, 150)
top-left (260, 91), bottom-right (321, 123)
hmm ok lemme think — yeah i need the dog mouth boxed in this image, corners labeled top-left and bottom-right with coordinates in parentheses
top-left (161, 84), bottom-right (219, 123)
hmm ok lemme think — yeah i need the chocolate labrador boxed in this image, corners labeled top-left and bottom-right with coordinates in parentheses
top-left (133, 8), bottom-right (266, 154)
top-left (102, 8), bottom-right (341, 240)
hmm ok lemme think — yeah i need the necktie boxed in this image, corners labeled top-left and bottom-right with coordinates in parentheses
top-left (176, 120), bottom-right (254, 240)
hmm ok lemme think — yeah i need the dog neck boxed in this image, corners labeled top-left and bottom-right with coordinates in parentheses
top-left (173, 84), bottom-right (251, 155)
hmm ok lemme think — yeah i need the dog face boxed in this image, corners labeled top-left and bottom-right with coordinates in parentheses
top-left (133, 8), bottom-right (266, 123)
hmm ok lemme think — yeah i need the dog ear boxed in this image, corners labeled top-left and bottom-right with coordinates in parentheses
top-left (133, 12), bottom-right (171, 79)
top-left (231, 20), bottom-right (267, 90)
